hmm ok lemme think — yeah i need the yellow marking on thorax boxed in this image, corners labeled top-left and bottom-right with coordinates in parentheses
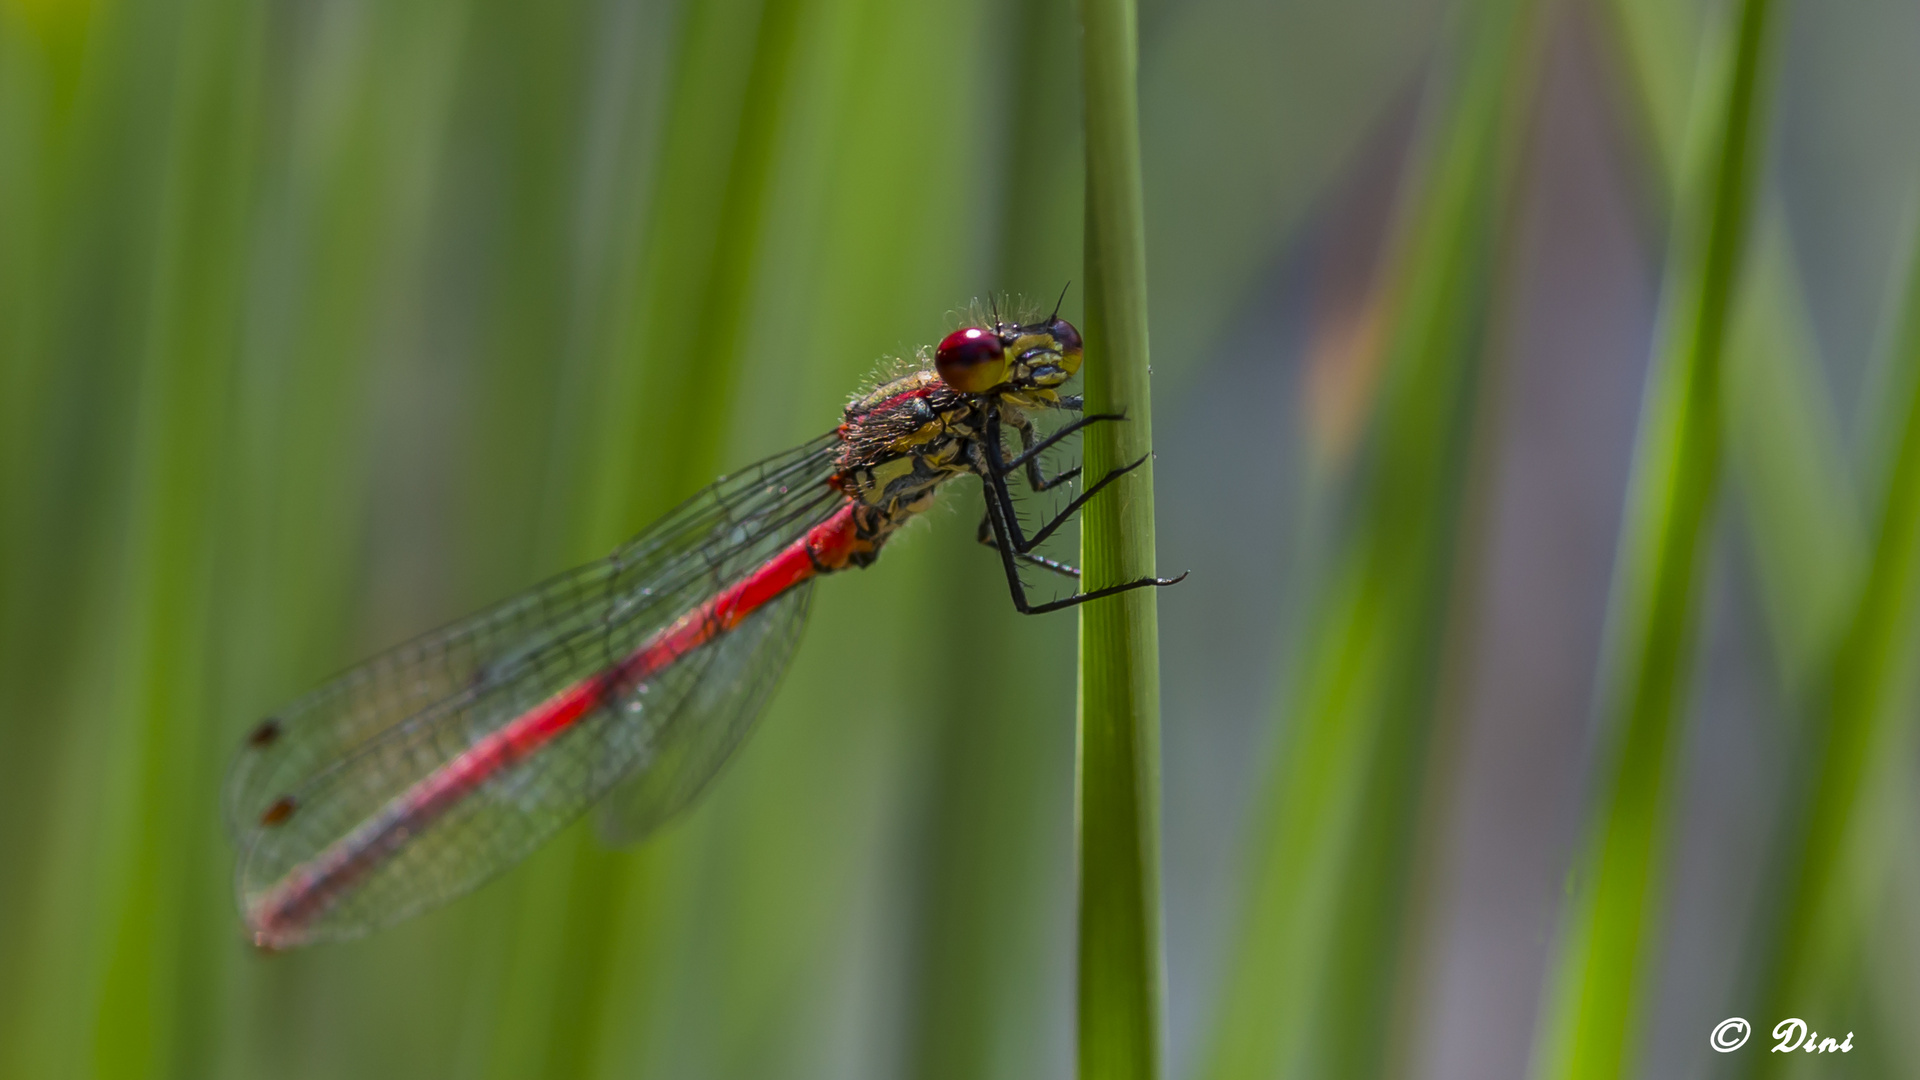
top-left (886, 420), bottom-right (942, 453)
top-left (857, 456), bottom-right (917, 504)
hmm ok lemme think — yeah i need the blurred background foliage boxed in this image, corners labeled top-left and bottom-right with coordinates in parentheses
top-left (1, 0), bottom-right (1918, 1077)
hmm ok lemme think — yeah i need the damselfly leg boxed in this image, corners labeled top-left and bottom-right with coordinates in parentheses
top-left (975, 513), bottom-right (1081, 578)
top-left (1003, 408), bottom-right (1123, 492)
top-left (971, 406), bottom-right (1186, 615)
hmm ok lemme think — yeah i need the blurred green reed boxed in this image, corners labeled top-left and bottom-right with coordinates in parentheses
top-left (468, 1), bottom-right (819, 1073)
top-left (1, 0), bottom-right (1084, 1076)
top-left (1749, 212), bottom-right (1920, 1080)
top-left (1534, 0), bottom-right (1775, 1076)
top-left (1198, 2), bottom-right (1540, 1078)
top-left (1604, 1), bottom-right (1862, 668)
top-left (4, 0), bottom-right (1920, 1079)
top-left (1608, 0), bottom-right (1920, 1068)
top-left (1604, 3), bottom-right (1900, 1070)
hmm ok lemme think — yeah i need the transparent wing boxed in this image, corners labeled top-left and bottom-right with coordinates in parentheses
top-left (226, 433), bottom-right (843, 945)
top-left (221, 558), bottom-right (628, 843)
top-left (595, 582), bottom-right (812, 844)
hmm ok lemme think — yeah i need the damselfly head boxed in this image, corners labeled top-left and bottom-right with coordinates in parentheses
top-left (1000, 316), bottom-right (1083, 389)
top-left (933, 313), bottom-right (1084, 396)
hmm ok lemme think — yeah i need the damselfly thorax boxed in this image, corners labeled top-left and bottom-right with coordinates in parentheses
top-left (829, 320), bottom-right (1083, 552)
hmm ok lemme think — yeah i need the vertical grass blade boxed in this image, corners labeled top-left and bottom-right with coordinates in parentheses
top-left (1077, 0), bottom-right (1166, 1075)
top-left (1198, 2), bottom-right (1539, 1077)
top-left (470, 1), bottom-right (814, 1074)
top-left (898, 0), bottom-right (1082, 1076)
top-left (0, 0), bottom-right (267, 1074)
top-left (1600, 0), bottom-right (1862, 688)
top-left (1750, 212), bottom-right (1920, 1076)
top-left (1531, 1), bottom-right (1777, 1076)
top-left (1722, 219), bottom-right (1862, 690)
top-left (1606, 0), bottom-right (1920, 1050)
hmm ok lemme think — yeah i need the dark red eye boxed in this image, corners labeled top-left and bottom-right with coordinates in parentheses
top-left (1048, 318), bottom-right (1082, 356)
top-left (934, 327), bottom-right (1007, 393)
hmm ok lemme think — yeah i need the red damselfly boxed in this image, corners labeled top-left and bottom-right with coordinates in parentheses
top-left (225, 307), bottom-right (1182, 949)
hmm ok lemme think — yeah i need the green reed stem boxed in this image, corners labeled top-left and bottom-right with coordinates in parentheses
top-left (1751, 210), bottom-right (1920, 1076)
top-left (1197, 2), bottom-right (1537, 1077)
top-left (1533, 1), bottom-right (1776, 1077)
top-left (1077, 0), bottom-right (1166, 1076)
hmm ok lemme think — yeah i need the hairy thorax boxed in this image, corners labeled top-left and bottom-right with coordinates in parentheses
top-left (830, 367), bottom-right (1053, 544)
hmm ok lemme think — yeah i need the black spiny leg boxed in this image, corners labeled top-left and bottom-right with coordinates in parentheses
top-left (1018, 424), bottom-right (1079, 492)
top-left (1000, 409), bottom-right (1123, 492)
top-left (976, 513), bottom-right (1080, 578)
top-left (984, 408), bottom-right (1163, 553)
top-left (968, 441), bottom-right (1186, 615)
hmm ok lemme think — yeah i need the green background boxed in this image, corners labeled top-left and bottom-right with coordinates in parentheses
top-left (2, 0), bottom-right (1917, 1077)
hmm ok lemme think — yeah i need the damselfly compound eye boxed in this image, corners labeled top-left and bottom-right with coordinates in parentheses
top-left (1048, 318), bottom-right (1082, 357)
top-left (935, 327), bottom-right (1007, 393)
top-left (1047, 317), bottom-right (1083, 377)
